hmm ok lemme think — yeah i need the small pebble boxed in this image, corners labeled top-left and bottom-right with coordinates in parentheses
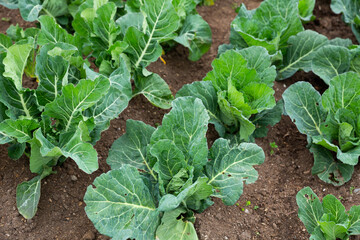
top-left (244, 209), bottom-right (250, 214)
top-left (82, 230), bottom-right (96, 240)
top-left (354, 188), bottom-right (360, 194)
top-left (70, 175), bottom-right (78, 181)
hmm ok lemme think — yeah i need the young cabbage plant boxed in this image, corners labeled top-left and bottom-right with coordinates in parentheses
top-left (278, 30), bottom-right (360, 82)
top-left (297, 187), bottom-right (360, 239)
top-left (70, 0), bottom-right (211, 108)
top-left (221, 0), bottom-right (304, 57)
top-left (0, 37), bottom-right (132, 219)
top-left (177, 47), bottom-right (283, 143)
top-left (283, 72), bottom-right (360, 185)
top-left (84, 97), bottom-right (265, 240)
top-left (331, 0), bottom-right (360, 43)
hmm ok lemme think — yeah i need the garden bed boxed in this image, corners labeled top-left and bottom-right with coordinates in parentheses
top-left (0, 0), bottom-right (359, 239)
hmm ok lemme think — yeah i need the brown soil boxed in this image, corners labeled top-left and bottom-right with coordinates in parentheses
top-left (0, 1), bottom-right (359, 240)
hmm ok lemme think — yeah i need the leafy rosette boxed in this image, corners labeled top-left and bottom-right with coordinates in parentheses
top-left (283, 72), bottom-right (360, 185)
top-left (297, 187), bottom-right (360, 239)
top-left (177, 47), bottom-right (282, 142)
top-left (84, 97), bottom-right (265, 240)
top-left (0, 38), bottom-right (132, 219)
top-left (226, 0), bottom-right (303, 56)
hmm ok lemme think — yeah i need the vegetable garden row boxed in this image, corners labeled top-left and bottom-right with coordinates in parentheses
top-left (0, 0), bottom-right (359, 239)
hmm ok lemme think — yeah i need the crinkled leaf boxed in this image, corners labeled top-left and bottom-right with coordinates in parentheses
top-left (283, 81), bottom-right (326, 136)
top-left (322, 195), bottom-right (348, 223)
top-left (150, 97), bottom-right (209, 175)
top-left (158, 177), bottom-right (212, 212)
top-left (84, 165), bottom-right (160, 239)
top-left (296, 187), bottom-right (323, 234)
top-left (206, 139), bottom-right (264, 205)
top-left (319, 221), bottom-right (348, 240)
top-left (133, 73), bottom-right (174, 109)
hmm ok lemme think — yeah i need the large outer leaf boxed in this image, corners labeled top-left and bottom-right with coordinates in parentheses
top-left (3, 41), bottom-right (33, 90)
top-left (310, 144), bottom-right (354, 186)
top-left (84, 165), bottom-right (160, 240)
top-left (35, 44), bottom-right (70, 106)
top-left (156, 208), bottom-right (198, 240)
top-left (174, 14), bottom-right (212, 61)
top-left (278, 30), bottom-right (328, 80)
top-left (296, 187), bottom-right (323, 234)
top-left (311, 45), bottom-right (351, 85)
top-left (283, 81), bottom-right (326, 136)
top-left (150, 97), bottom-right (209, 175)
top-left (206, 139), bottom-right (264, 205)
top-left (124, 0), bottom-right (180, 68)
top-left (107, 120), bottom-right (156, 173)
top-left (43, 78), bottom-right (110, 132)
top-left (133, 73), bottom-right (174, 109)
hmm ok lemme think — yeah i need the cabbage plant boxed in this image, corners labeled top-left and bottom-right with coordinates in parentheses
top-left (177, 47), bottom-right (282, 142)
top-left (283, 72), bottom-right (360, 185)
top-left (297, 187), bottom-right (360, 239)
top-left (84, 97), bottom-right (265, 240)
top-left (0, 32), bottom-right (132, 219)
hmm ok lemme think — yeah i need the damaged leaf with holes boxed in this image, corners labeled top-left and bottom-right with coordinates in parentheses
top-left (84, 97), bottom-right (265, 239)
top-left (283, 72), bottom-right (360, 185)
top-left (297, 187), bottom-right (360, 239)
